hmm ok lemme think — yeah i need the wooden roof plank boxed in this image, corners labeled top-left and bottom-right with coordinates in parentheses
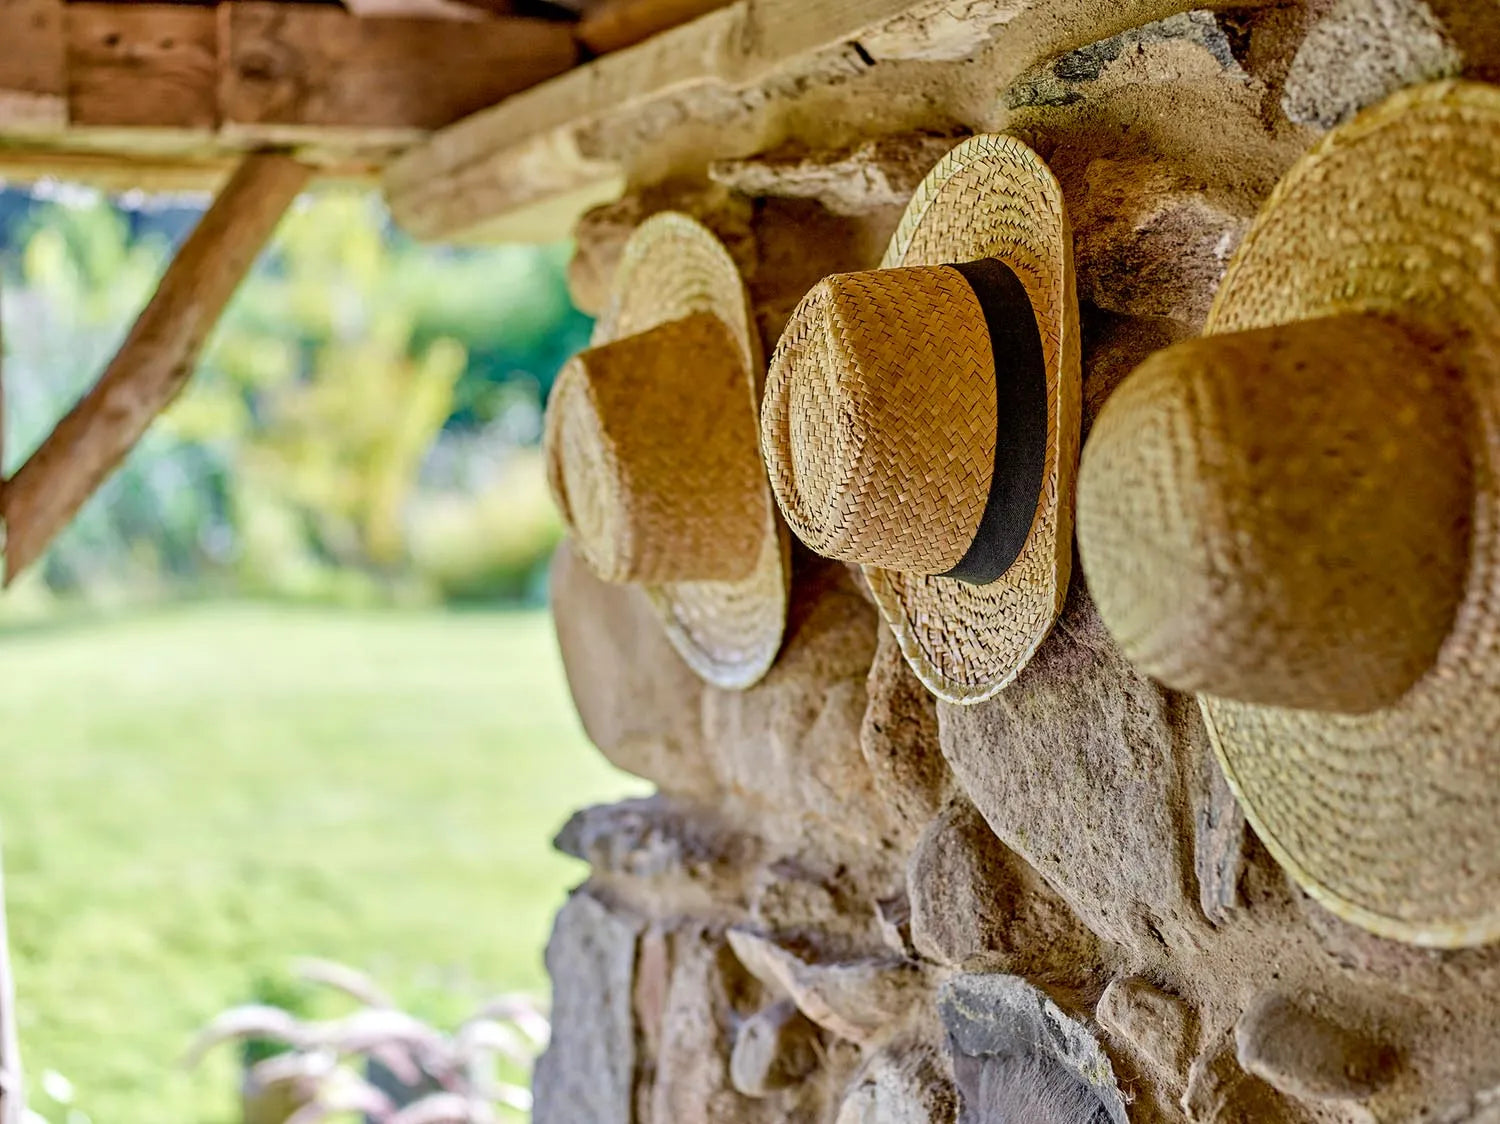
top-left (67, 3), bottom-right (220, 130)
top-left (0, 0), bottom-right (67, 130)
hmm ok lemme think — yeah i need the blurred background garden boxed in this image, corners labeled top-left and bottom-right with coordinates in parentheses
top-left (0, 183), bottom-right (640, 1123)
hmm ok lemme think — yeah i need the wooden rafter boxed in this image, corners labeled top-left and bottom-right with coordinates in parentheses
top-left (0, 152), bottom-right (309, 582)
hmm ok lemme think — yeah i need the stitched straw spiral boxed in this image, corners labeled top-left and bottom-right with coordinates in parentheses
top-left (761, 267), bottom-right (997, 574)
top-left (1080, 81), bottom-right (1500, 946)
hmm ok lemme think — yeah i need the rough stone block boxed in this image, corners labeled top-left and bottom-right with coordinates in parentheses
top-left (862, 623), bottom-right (953, 843)
top-left (1282, 0), bottom-right (1461, 129)
top-left (709, 134), bottom-right (958, 216)
top-left (907, 799), bottom-right (1097, 978)
top-left (551, 541), bottom-right (720, 799)
top-left (1074, 156), bottom-right (1250, 329)
top-left (1234, 993), bottom-right (1395, 1103)
top-left (835, 1040), bottom-right (959, 1124)
top-left (532, 889), bottom-right (642, 1124)
top-left (1097, 978), bottom-right (1196, 1086)
top-left (730, 999), bottom-right (822, 1098)
top-left (937, 581), bottom-right (1209, 955)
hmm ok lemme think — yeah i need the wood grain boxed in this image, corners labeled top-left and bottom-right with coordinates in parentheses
top-left (1, 153), bottom-right (310, 583)
top-left (220, 4), bottom-right (577, 134)
top-left (576, 0), bottom-right (733, 55)
top-left (0, 0), bottom-right (66, 128)
top-left (66, 3), bottom-right (219, 129)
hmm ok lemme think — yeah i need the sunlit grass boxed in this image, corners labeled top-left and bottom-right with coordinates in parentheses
top-left (0, 604), bottom-right (640, 1124)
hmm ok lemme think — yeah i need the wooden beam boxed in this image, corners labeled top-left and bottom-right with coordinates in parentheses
top-left (67, 3), bottom-right (220, 129)
top-left (1, 152), bottom-right (309, 583)
top-left (0, 0), bottom-right (66, 129)
top-left (219, 4), bottom-right (578, 139)
top-left (576, 0), bottom-right (734, 55)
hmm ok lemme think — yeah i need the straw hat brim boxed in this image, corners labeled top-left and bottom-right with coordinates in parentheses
top-left (866, 134), bottom-right (1081, 705)
top-left (588, 212), bottom-right (789, 690)
top-left (1198, 81), bottom-right (1500, 946)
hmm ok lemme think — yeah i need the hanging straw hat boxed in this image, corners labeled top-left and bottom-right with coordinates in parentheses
top-left (760, 134), bottom-right (1081, 704)
top-left (1076, 81), bottom-right (1500, 946)
top-left (545, 212), bottom-right (789, 690)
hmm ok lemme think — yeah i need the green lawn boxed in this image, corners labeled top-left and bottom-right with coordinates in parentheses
top-left (0, 604), bottom-right (641, 1124)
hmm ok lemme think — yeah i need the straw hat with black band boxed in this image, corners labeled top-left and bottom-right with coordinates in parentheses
top-left (761, 133), bottom-right (1081, 704)
top-left (545, 212), bottom-right (790, 691)
top-left (1077, 81), bottom-right (1500, 947)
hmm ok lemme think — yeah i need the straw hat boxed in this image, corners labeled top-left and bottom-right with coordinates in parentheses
top-left (760, 134), bottom-right (1081, 704)
top-left (545, 212), bottom-right (789, 690)
top-left (1076, 81), bottom-right (1500, 946)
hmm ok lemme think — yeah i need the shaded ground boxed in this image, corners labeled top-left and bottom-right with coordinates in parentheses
top-left (0, 603), bottom-right (639, 1124)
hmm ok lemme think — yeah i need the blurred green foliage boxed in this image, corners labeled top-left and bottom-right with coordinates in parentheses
top-left (0, 186), bottom-right (590, 607)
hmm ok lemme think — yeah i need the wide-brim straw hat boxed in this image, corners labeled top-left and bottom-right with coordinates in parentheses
top-left (761, 134), bottom-right (1081, 704)
top-left (545, 212), bottom-right (789, 690)
top-left (1078, 82), bottom-right (1500, 946)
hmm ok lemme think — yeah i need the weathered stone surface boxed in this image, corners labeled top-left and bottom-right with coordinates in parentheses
top-left (703, 560), bottom-right (892, 847)
top-left (648, 927), bottom-right (784, 1123)
top-left (1006, 10), bottom-right (1246, 108)
top-left (567, 185), bottom-right (755, 315)
top-left (1183, 1031), bottom-right (1320, 1124)
top-left (861, 624), bottom-right (953, 842)
top-left (938, 582), bottom-right (1208, 954)
top-left (550, 541), bottom-right (719, 799)
top-left (709, 134), bottom-right (958, 216)
top-left (940, 974), bottom-right (1129, 1124)
top-left (727, 928), bottom-right (926, 1044)
top-left (555, 795), bottom-right (755, 883)
top-left (730, 999), bottom-right (822, 1097)
top-left (876, 893), bottom-right (916, 957)
top-left (1097, 978), bottom-right (1195, 1085)
top-left (533, 890), bottom-right (641, 1124)
top-left (835, 1040), bottom-right (959, 1124)
top-left (1281, 0), bottom-right (1461, 129)
top-left (1074, 156), bottom-right (1250, 329)
top-left (1234, 993), bottom-right (1396, 1103)
top-left (1195, 755), bottom-right (1248, 927)
top-left (908, 799), bottom-right (1096, 976)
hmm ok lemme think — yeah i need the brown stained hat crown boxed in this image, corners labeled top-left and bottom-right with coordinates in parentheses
top-left (1076, 81), bottom-right (1500, 947)
top-left (760, 134), bottom-right (1081, 705)
top-left (543, 212), bottom-right (790, 691)
top-left (762, 267), bottom-right (999, 575)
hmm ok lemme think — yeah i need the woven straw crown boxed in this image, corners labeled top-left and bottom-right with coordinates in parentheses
top-left (546, 310), bottom-right (770, 586)
top-left (762, 267), bottom-right (998, 574)
top-left (1077, 81), bottom-right (1500, 947)
top-left (1079, 311), bottom-right (1472, 714)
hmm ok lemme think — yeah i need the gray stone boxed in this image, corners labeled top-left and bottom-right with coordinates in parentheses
top-left (1282, 0), bottom-right (1461, 129)
top-left (554, 795), bottom-right (756, 883)
top-left (1234, 993), bottom-right (1396, 1103)
top-left (939, 974), bottom-right (1129, 1124)
top-left (730, 999), bottom-right (822, 1097)
top-left (532, 890), bottom-right (642, 1124)
top-left (1097, 978), bottom-right (1196, 1086)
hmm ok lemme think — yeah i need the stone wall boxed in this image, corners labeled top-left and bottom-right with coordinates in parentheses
top-left (535, 4), bottom-right (1500, 1121)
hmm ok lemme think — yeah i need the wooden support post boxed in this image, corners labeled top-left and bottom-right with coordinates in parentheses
top-left (0, 152), bottom-right (310, 583)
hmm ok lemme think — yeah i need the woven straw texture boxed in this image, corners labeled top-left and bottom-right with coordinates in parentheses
top-left (564, 212), bottom-right (789, 690)
top-left (865, 134), bottom-right (1081, 704)
top-left (762, 267), bottom-right (997, 573)
top-left (1190, 81), bottom-right (1500, 946)
top-left (547, 312), bottom-right (769, 585)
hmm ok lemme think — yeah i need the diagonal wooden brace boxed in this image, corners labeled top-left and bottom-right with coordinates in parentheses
top-left (0, 151), bottom-right (309, 583)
